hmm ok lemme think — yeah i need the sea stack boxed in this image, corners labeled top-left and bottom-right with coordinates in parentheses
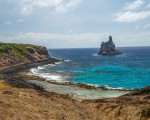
top-left (98, 36), bottom-right (123, 56)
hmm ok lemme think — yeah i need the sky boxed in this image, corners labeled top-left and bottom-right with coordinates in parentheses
top-left (0, 0), bottom-right (150, 48)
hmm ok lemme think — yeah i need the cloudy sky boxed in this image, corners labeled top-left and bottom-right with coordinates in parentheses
top-left (0, 0), bottom-right (150, 48)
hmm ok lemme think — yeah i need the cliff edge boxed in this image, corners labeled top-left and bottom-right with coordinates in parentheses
top-left (0, 43), bottom-right (51, 69)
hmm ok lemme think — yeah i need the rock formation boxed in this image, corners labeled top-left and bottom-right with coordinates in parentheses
top-left (0, 43), bottom-right (51, 69)
top-left (98, 36), bottom-right (123, 56)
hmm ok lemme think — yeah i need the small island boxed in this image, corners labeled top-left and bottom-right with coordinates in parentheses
top-left (98, 36), bottom-right (123, 56)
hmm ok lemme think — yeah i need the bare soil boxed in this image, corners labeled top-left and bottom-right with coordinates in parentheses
top-left (0, 86), bottom-right (150, 120)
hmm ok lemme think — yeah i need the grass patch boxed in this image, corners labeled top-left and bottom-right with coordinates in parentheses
top-left (0, 80), bottom-right (9, 89)
top-left (0, 42), bottom-right (41, 58)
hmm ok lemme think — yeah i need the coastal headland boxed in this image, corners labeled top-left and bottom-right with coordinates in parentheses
top-left (0, 43), bottom-right (150, 120)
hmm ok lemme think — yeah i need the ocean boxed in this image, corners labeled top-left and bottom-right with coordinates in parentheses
top-left (30, 47), bottom-right (150, 90)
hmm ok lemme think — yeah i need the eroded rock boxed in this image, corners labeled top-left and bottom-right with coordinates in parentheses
top-left (98, 36), bottom-right (123, 56)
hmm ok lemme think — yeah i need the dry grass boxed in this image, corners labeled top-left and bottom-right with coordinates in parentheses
top-left (0, 80), bottom-right (9, 89)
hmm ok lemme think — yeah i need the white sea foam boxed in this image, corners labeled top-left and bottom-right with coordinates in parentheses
top-left (40, 61), bottom-right (63, 68)
top-left (44, 64), bottom-right (56, 67)
top-left (29, 68), bottom-right (69, 82)
top-left (55, 61), bottom-right (62, 65)
top-left (64, 59), bottom-right (72, 62)
top-left (31, 61), bottom-right (63, 74)
top-left (105, 86), bottom-right (124, 90)
top-left (43, 64), bottom-right (51, 67)
top-left (30, 68), bottom-right (38, 74)
top-left (28, 60), bottom-right (69, 82)
top-left (103, 85), bottom-right (132, 90)
top-left (27, 68), bottom-right (39, 76)
top-left (92, 54), bottom-right (98, 56)
top-left (75, 83), bottom-right (129, 90)
top-left (116, 53), bottom-right (127, 57)
top-left (38, 66), bottom-right (44, 70)
top-left (40, 74), bottom-right (63, 82)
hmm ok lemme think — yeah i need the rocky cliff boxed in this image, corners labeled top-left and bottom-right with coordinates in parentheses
top-left (0, 43), bottom-right (51, 69)
top-left (98, 36), bottom-right (123, 56)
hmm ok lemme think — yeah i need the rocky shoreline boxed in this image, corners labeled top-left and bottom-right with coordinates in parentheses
top-left (0, 59), bottom-right (149, 99)
top-left (0, 59), bottom-right (130, 99)
top-left (0, 58), bottom-right (60, 90)
top-left (0, 62), bottom-right (150, 119)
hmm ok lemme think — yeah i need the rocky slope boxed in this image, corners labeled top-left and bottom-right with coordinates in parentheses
top-left (0, 84), bottom-right (150, 120)
top-left (0, 43), bottom-right (51, 70)
top-left (98, 36), bottom-right (123, 56)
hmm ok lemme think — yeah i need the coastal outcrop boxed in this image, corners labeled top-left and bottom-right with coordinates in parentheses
top-left (0, 43), bottom-right (51, 69)
top-left (98, 36), bottom-right (123, 56)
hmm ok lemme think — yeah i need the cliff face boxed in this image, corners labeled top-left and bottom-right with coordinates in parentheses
top-left (98, 36), bottom-right (123, 56)
top-left (0, 43), bottom-right (50, 69)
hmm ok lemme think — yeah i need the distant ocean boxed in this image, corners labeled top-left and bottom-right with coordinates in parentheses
top-left (30, 47), bottom-right (150, 90)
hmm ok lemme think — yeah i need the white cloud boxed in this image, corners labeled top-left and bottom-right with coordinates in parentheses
top-left (125, 0), bottom-right (144, 10)
top-left (136, 25), bottom-right (140, 29)
top-left (114, 0), bottom-right (150, 23)
top-left (4, 19), bottom-right (24, 25)
top-left (114, 32), bottom-right (150, 47)
top-left (68, 30), bottom-right (73, 34)
top-left (0, 0), bottom-right (83, 15)
top-left (0, 32), bottom-right (109, 48)
top-left (21, 5), bottom-right (33, 15)
top-left (16, 18), bottom-right (24, 23)
top-left (55, 0), bottom-right (82, 13)
top-left (147, 3), bottom-right (150, 8)
top-left (0, 32), bottom-right (150, 48)
top-left (115, 11), bottom-right (150, 22)
top-left (66, 0), bottom-right (82, 8)
top-left (143, 24), bottom-right (150, 29)
top-left (4, 21), bottom-right (13, 25)
top-left (136, 24), bottom-right (150, 30)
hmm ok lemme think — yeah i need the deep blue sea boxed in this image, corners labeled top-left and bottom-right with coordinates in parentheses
top-left (31, 47), bottom-right (150, 90)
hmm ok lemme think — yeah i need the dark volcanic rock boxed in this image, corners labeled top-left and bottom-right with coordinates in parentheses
top-left (130, 86), bottom-right (150, 96)
top-left (98, 36), bottom-right (123, 56)
top-left (26, 47), bottom-right (35, 54)
top-left (37, 47), bottom-right (49, 56)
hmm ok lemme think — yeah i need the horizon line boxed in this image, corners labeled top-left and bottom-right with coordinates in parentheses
top-left (48, 46), bottom-right (150, 49)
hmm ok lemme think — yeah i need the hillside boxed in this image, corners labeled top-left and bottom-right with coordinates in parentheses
top-left (0, 43), bottom-right (50, 69)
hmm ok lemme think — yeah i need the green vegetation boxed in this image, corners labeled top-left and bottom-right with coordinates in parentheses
top-left (0, 42), bottom-right (40, 57)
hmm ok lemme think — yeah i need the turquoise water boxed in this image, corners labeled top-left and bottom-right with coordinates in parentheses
top-left (32, 47), bottom-right (150, 90)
